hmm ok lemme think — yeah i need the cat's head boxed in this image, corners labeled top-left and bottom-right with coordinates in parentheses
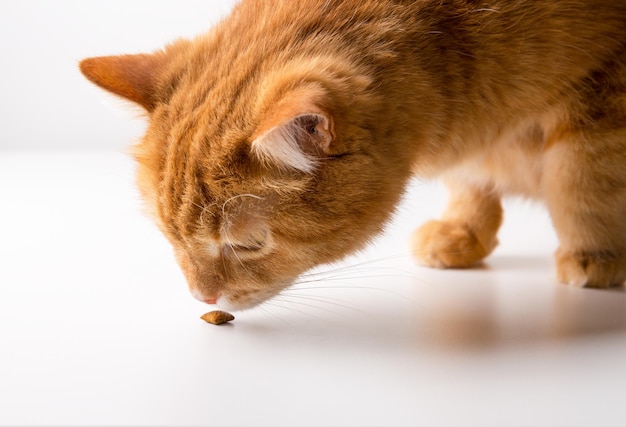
top-left (80, 35), bottom-right (412, 310)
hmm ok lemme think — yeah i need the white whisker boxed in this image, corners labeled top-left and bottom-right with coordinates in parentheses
top-left (299, 268), bottom-right (415, 282)
top-left (277, 293), bottom-right (363, 314)
top-left (265, 298), bottom-right (327, 320)
top-left (300, 253), bottom-right (413, 279)
top-left (273, 295), bottom-right (345, 316)
top-left (222, 228), bottom-right (247, 270)
top-left (221, 193), bottom-right (264, 218)
top-left (255, 304), bottom-right (294, 326)
top-left (287, 283), bottom-right (417, 303)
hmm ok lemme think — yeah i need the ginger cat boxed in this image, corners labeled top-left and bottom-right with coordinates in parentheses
top-left (80, 0), bottom-right (626, 310)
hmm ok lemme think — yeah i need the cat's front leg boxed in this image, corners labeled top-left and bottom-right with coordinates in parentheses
top-left (544, 133), bottom-right (626, 288)
top-left (411, 176), bottom-right (502, 268)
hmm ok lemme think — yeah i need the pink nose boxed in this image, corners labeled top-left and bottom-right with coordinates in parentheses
top-left (191, 289), bottom-right (219, 305)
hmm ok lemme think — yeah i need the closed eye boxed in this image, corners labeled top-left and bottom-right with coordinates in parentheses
top-left (223, 230), bottom-right (272, 260)
top-left (229, 241), bottom-right (264, 253)
top-left (224, 242), bottom-right (267, 261)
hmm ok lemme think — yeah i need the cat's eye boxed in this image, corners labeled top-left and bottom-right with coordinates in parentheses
top-left (224, 242), bottom-right (265, 260)
top-left (223, 230), bottom-right (270, 259)
top-left (229, 240), bottom-right (265, 253)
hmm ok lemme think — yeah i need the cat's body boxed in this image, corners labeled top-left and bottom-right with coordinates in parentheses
top-left (81, 0), bottom-right (626, 310)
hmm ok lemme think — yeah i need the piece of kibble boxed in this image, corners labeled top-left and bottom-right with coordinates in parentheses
top-left (201, 310), bottom-right (235, 325)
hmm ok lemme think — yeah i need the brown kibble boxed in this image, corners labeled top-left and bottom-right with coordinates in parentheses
top-left (201, 310), bottom-right (235, 325)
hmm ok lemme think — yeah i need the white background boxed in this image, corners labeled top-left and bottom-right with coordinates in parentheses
top-left (2, 2), bottom-right (626, 426)
top-left (0, 0), bottom-right (237, 150)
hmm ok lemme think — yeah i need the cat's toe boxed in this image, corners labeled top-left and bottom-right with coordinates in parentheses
top-left (555, 247), bottom-right (626, 289)
top-left (411, 220), bottom-right (491, 269)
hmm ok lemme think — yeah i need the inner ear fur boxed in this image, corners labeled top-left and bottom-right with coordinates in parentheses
top-left (251, 85), bottom-right (335, 173)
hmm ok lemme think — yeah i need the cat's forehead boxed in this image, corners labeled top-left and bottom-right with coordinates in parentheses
top-left (171, 45), bottom-right (260, 126)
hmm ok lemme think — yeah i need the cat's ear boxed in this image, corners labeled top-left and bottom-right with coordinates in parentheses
top-left (79, 53), bottom-right (166, 111)
top-left (251, 87), bottom-right (334, 173)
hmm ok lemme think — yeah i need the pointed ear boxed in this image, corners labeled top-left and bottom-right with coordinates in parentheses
top-left (79, 53), bottom-right (166, 111)
top-left (251, 86), bottom-right (334, 173)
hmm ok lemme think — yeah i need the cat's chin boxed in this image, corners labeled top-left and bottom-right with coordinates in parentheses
top-left (214, 297), bottom-right (268, 313)
top-left (213, 281), bottom-right (293, 312)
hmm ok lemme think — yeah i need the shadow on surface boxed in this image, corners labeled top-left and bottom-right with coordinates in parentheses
top-left (242, 255), bottom-right (626, 353)
top-left (414, 255), bottom-right (626, 351)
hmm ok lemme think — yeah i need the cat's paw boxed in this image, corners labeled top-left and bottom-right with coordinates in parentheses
top-left (411, 220), bottom-right (493, 268)
top-left (555, 247), bottom-right (626, 288)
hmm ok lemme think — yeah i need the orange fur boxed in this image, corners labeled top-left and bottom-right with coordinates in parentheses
top-left (80, 0), bottom-right (626, 309)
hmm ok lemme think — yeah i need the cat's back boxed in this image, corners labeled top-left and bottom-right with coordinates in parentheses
top-left (225, 0), bottom-right (626, 41)
top-left (174, 0), bottom-right (626, 153)
top-left (215, 0), bottom-right (626, 79)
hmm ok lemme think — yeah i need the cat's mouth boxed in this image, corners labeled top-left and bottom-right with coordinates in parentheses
top-left (200, 280), bottom-right (293, 312)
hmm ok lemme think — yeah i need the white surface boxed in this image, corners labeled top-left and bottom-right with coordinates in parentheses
top-left (0, 1), bottom-right (237, 150)
top-left (1, 151), bottom-right (626, 426)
